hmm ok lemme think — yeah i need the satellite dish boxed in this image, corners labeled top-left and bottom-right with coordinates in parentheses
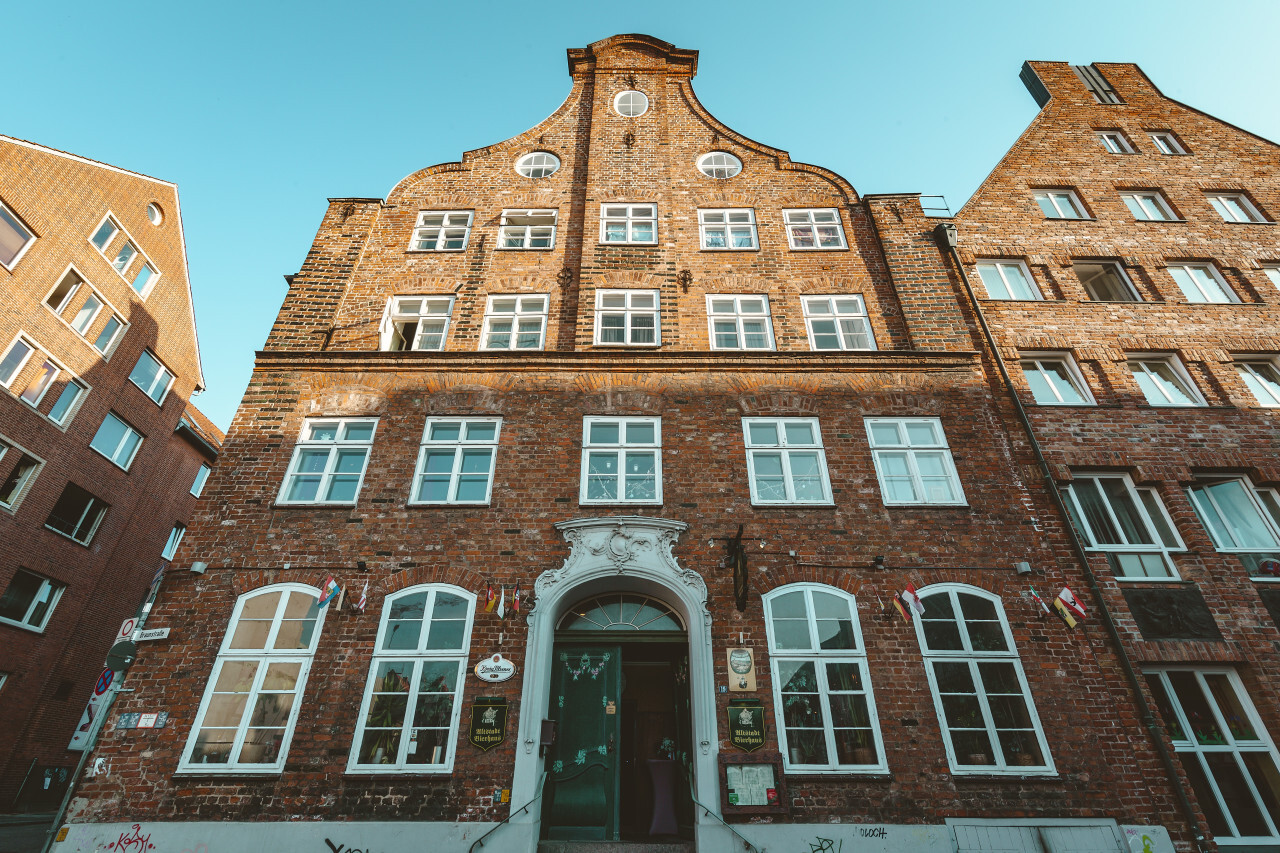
top-left (105, 640), bottom-right (138, 672)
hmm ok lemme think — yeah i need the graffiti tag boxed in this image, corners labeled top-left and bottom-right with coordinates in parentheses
top-left (325, 839), bottom-right (378, 853)
top-left (106, 824), bottom-right (155, 853)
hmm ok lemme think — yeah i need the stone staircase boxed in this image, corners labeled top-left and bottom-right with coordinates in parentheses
top-left (536, 841), bottom-right (695, 853)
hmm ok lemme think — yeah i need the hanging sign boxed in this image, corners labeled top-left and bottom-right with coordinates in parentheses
top-left (474, 653), bottom-right (516, 682)
top-left (727, 648), bottom-right (757, 692)
top-left (727, 699), bottom-right (766, 752)
top-left (468, 698), bottom-right (508, 751)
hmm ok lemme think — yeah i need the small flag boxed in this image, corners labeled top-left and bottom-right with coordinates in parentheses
top-left (892, 593), bottom-right (911, 622)
top-left (318, 576), bottom-right (340, 607)
top-left (1053, 597), bottom-right (1078, 629)
top-left (484, 584), bottom-right (496, 612)
top-left (356, 580), bottom-right (368, 613)
top-left (1058, 586), bottom-right (1086, 620)
top-left (903, 583), bottom-right (926, 616)
top-left (1029, 587), bottom-right (1051, 615)
top-left (336, 584), bottom-right (346, 611)
top-left (497, 585), bottom-right (506, 620)
top-left (513, 584), bottom-right (521, 614)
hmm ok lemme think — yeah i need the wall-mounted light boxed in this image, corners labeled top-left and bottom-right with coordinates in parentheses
top-left (873, 555), bottom-right (886, 570)
top-left (190, 561), bottom-right (207, 574)
top-left (1015, 561), bottom-right (1033, 575)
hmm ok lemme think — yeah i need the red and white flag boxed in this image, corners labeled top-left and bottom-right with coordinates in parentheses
top-left (903, 583), bottom-right (926, 616)
top-left (355, 580), bottom-right (368, 612)
top-left (1057, 586), bottom-right (1086, 620)
top-left (513, 584), bottom-right (521, 614)
top-left (484, 584), bottom-right (496, 612)
top-left (1028, 587), bottom-right (1051, 615)
top-left (318, 576), bottom-right (340, 607)
top-left (496, 586), bottom-right (506, 620)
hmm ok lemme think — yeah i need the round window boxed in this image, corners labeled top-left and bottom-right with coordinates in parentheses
top-left (613, 90), bottom-right (649, 117)
top-left (515, 152), bottom-right (560, 178)
top-left (697, 151), bottom-right (742, 179)
top-left (146, 202), bottom-right (164, 226)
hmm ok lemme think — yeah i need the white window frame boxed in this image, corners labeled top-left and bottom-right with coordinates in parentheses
top-left (1121, 191), bottom-right (1178, 222)
top-left (975, 260), bottom-right (1041, 301)
top-left (698, 209), bottom-right (757, 250)
top-left (89, 212), bottom-right (162, 297)
top-left (1206, 193), bottom-right (1267, 224)
top-left (498, 209), bottom-right (557, 250)
top-left (408, 211), bottom-right (473, 252)
top-left (348, 584), bottom-right (475, 773)
top-left (1072, 260), bottom-right (1142, 302)
top-left (1187, 477), bottom-right (1280, 558)
top-left (915, 584), bottom-right (1055, 776)
top-left (514, 152), bottom-right (560, 178)
top-left (742, 417), bottom-right (833, 505)
top-left (0, 334), bottom-right (89, 428)
top-left (706, 295), bottom-right (774, 351)
top-left (479, 294), bottom-right (548, 350)
top-left (277, 417), bottom-right (378, 506)
top-left (1263, 264), bottom-right (1280, 293)
top-left (613, 90), bottom-right (649, 117)
top-left (0, 333), bottom-right (35, 391)
top-left (1097, 131), bottom-right (1133, 154)
top-left (697, 151), bottom-right (742, 179)
top-left (864, 417), bottom-right (967, 506)
top-left (89, 412), bottom-right (144, 471)
top-left (1236, 359), bottom-right (1280, 407)
top-left (599, 203), bottom-right (657, 245)
top-left (44, 483), bottom-right (108, 545)
top-left (179, 584), bottom-right (328, 774)
top-left (1149, 132), bottom-right (1187, 155)
top-left (783, 209), bottom-right (847, 250)
top-left (409, 417), bottom-right (501, 505)
top-left (192, 463), bottom-right (212, 497)
top-left (593, 289), bottom-right (659, 346)
top-left (43, 267), bottom-right (129, 357)
top-left (580, 416), bottom-right (662, 504)
top-left (800, 295), bottom-right (875, 351)
top-left (0, 436), bottom-right (44, 513)
top-left (1033, 189), bottom-right (1088, 220)
top-left (1019, 353), bottom-right (1094, 405)
top-left (89, 215), bottom-right (119, 252)
top-left (162, 523), bottom-right (186, 560)
top-left (1166, 262), bottom-right (1238, 304)
top-left (380, 295), bottom-right (455, 352)
top-left (129, 349), bottom-right (176, 405)
top-left (0, 569), bottom-right (65, 633)
top-left (0, 199), bottom-right (37, 271)
top-left (1127, 355), bottom-right (1205, 406)
top-left (1145, 668), bottom-right (1280, 843)
top-left (1059, 473), bottom-right (1184, 580)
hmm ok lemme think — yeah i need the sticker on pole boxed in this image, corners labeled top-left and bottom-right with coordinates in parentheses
top-left (69, 667), bottom-right (116, 750)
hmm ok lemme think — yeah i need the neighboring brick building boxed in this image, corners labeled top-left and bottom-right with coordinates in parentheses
top-left (57, 38), bottom-right (1222, 853)
top-left (944, 62), bottom-right (1280, 850)
top-left (0, 135), bottom-right (222, 811)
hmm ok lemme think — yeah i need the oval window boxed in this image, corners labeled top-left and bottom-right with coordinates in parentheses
top-left (515, 152), bottom-right (560, 178)
top-left (146, 203), bottom-right (164, 226)
top-left (697, 151), bottom-right (742, 179)
top-left (613, 90), bottom-right (649, 117)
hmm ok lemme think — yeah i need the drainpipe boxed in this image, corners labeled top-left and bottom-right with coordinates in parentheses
top-left (932, 222), bottom-right (1209, 853)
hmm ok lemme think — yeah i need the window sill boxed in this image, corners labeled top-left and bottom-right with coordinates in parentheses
top-left (598, 241), bottom-right (659, 247)
top-left (273, 502), bottom-right (360, 508)
top-left (344, 769), bottom-right (454, 777)
top-left (783, 768), bottom-right (889, 778)
top-left (1040, 217), bottom-right (1096, 223)
top-left (406, 248), bottom-right (468, 253)
top-left (699, 247), bottom-right (760, 253)
top-left (581, 500), bottom-right (664, 507)
top-left (750, 502), bottom-right (836, 509)
top-left (1025, 402), bottom-right (1096, 408)
top-left (1077, 299), bottom-right (1163, 305)
top-left (881, 502), bottom-right (970, 509)
top-left (591, 344), bottom-right (663, 349)
top-left (950, 769), bottom-right (1058, 779)
top-left (1131, 218), bottom-right (1187, 224)
top-left (0, 616), bottom-right (46, 634)
top-left (407, 501), bottom-right (492, 508)
top-left (494, 247), bottom-right (556, 252)
top-left (1219, 220), bottom-right (1274, 226)
top-left (174, 767), bottom-right (285, 776)
top-left (1113, 577), bottom-right (1188, 585)
top-left (43, 525), bottom-right (92, 547)
top-left (788, 246), bottom-right (850, 252)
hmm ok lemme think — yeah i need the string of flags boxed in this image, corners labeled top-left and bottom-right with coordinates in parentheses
top-left (1029, 585), bottom-right (1087, 629)
top-left (482, 582), bottom-right (523, 619)
top-left (888, 582), bottom-right (926, 622)
top-left (317, 575), bottom-right (368, 613)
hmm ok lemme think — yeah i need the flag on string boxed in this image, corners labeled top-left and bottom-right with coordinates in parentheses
top-left (903, 583), bottom-right (926, 616)
top-left (892, 593), bottom-right (911, 622)
top-left (484, 584), bottom-right (496, 612)
top-left (1057, 586), bottom-right (1086, 620)
top-left (513, 584), bottom-right (521, 614)
top-left (355, 580), bottom-right (368, 612)
top-left (1028, 587), bottom-right (1051, 615)
top-left (318, 576), bottom-right (340, 607)
top-left (335, 584), bottom-right (346, 611)
top-left (1052, 596), bottom-right (1078, 629)
top-left (497, 585), bottom-right (506, 620)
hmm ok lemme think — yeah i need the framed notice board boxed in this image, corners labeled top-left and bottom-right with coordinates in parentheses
top-left (718, 753), bottom-right (788, 816)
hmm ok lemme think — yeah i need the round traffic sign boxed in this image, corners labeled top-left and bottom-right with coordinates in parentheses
top-left (94, 669), bottom-right (115, 695)
top-left (105, 640), bottom-right (138, 673)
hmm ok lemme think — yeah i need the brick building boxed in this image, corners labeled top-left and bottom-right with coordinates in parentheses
top-left (0, 135), bottom-right (222, 811)
top-left (54, 37), bottom-right (1246, 853)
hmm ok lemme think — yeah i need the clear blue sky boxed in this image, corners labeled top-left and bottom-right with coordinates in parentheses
top-left (8, 0), bottom-right (1279, 431)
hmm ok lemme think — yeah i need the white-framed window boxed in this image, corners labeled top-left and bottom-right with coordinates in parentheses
top-left (180, 584), bottom-right (327, 773)
top-left (1073, 260), bottom-right (1142, 302)
top-left (498, 209), bottom-right (557, 249)
top-left (1060, 474), bottom-right (1184, 579)
top-left (192, 463), bottom-right (212, 497)
top-left (111, 241), bottom-right (136, 275)
top-left (90, 412), bottom-right (144, 471)
top-left (1145, 669), bottom-right (1280, 842)
top-left (1121, 191), bottom-right (1177, 221)
top-left (594, 290), bottom-right (658, 346)
top-left (865, 418), bottom-right (966, 506)
top-left (1263, 265), bottom-right (1280, 293)
top-left (1187, 478), bottom-right (1280, 569)
top-left (916, 585), bottom-right (1054, 775)
top-left (515, 152), bottom-right (560, 178)
top-left (1237, 360), bottom-right (1280, 407)
top-left (44, 268), bottom-right (128, 356)
top-left (349, 585), bottom-right (474, 773)
top-left (0, 335), bottom-right (34, 390)
top-left (1019, 353), bottom-right (1093, 405)
top-left (613, 90), bottom-right (649, 117)
top-left (1033, 190), bottom-right (1087, 220)
top-left (147, 203), bottom-right (163, 226)
top-left (697, 151), bottom-right (741, 179)
top-left (409, 211), bottom-right (473, 251)
top-left (742, 418), bottom-right (832, 505)
top-left (580, 416), bottom-right (661, 504)
top-left (0, 199), bottom-right (36, 270)
top-left (480, 294), bottom-right (547, 350)
top-left (90, 215), bottom-right (119, 251)
top-left (1127, 355), bottom-right (1204, 406)
top-left (599, 204), bottom-right (656, 244)
top-left (0, 335), bottom-right (88, 426)
top-left (975, 260), bottom-right (1040, 300)
top-left (1097, 131), bottom-right (1134, 154)
top-left (278, 418), bottom-right (377, 505)
top-left (129, 350), bottom-right (175, 405)
top-left (699, 209), bottom-right (757, 250)
top-left (381, 295), bottom-right (454, 352)
top-left (16, 354), bottom-right (58, 408)
top-left (45, 483), bottom-right (108, 545)
top-left (784, 209), bottom-right (847, 250)
top-left (706, 295), bottom-right (773, 350)
top-left (765, 584), bottom-right (885, 773)
top-left (0, 569), bottom-right (65, 632)
top-left (801, 296), bottom-right (875, 351)
top-left (0, 438), bottom-right (42, 512)
top-left (410, 417), bottom-right (501, 505)
top-left (1167, 262), bottom-right (1237, 304)
top-left (1207, 193), bottom-right (1267, 224)
top-left (131, 262), bottom-right (156, 296)
top-left (162, 523), bottom-right (186, 560)
top-left (1149, 132), bottom-right (1187, 155)
top-left (46, 379), bottom-right (86, 426)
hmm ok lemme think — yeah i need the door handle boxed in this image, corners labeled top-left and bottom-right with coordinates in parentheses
top-left (607, 734), bottom-right (616, 753)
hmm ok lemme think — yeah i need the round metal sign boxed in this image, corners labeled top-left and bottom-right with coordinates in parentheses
top-left (105, 640), bottom-right (138, 673)
top-left (474, 653), bottom-right (516, 683)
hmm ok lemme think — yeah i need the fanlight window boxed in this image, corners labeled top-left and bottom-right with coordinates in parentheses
top-left (558, 594), bottom-right (683, 631)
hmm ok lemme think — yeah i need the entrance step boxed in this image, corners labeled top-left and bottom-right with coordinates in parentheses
top-left (537, 842), bottom-right (694, 853)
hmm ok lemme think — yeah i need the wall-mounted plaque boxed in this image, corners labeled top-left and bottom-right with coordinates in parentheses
top-left (719, 753), bottom-right (787, 817)
top-left (474, 653), bottom-right (516, 682)
top-left (727, 648), bottom-right (756, 692)
top-left (727, 699), bottom-right (766, 752)
top-left (468, 698), bottom-right (508, 752)
top-left (1123, 588), bottom-right (1222, 641)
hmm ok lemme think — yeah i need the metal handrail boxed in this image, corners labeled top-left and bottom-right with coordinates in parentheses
top-left (682, 765), bottom-right (762, 853)
top-left (468, 771), bottom-right (547, 853)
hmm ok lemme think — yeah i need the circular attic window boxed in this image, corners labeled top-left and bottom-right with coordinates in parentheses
top-left (613, 90), bottom-right (649, 117)
top-left (698, 151), bottom-right (742, 179)
top-left (146, 203), bottom-right (164, 226)
top-left (515, 152), bottom-right (561, 178)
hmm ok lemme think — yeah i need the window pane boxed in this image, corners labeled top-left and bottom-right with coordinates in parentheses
top-left (747, 422), bottom-right (778, 446)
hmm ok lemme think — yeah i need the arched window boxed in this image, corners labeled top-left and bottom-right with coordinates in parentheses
top-left (180, 584), bottom-right (327, 773)
top-left (349, 584), bottom-right (475, 772)
top-left (558, 593), bottom-right (682, 631)
top-left (763, 584), bottom-right (885, 772)
top-left (915, 584), bottom-right (1053, 774)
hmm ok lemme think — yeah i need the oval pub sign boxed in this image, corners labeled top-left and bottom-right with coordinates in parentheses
top-left (474, 653), bottom-right (516, 682)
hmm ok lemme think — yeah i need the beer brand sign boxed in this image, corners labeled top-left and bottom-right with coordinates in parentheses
top-left (468, 698), bottom-right (508, 752)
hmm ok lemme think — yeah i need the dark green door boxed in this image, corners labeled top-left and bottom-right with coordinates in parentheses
top-left (542, 645), bottom-right (622, 840)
